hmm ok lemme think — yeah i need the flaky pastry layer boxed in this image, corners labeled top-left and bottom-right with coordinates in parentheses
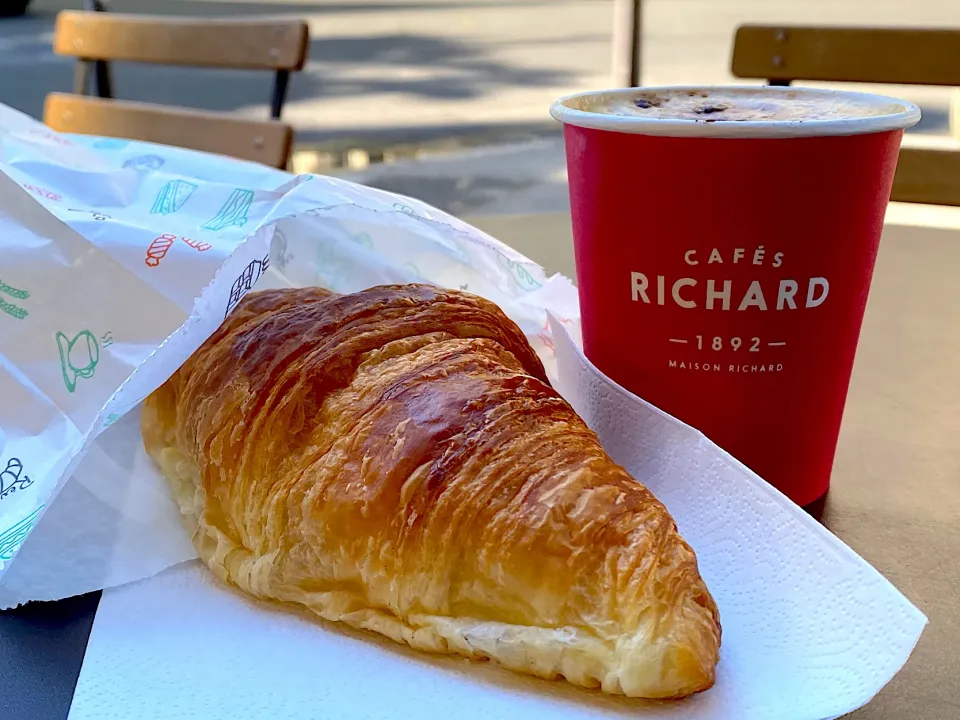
top-left (142, 284), bottom-right (720, 699)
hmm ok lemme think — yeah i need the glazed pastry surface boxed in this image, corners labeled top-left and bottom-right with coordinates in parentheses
top-left (142, 284), bottom-right (721, 699)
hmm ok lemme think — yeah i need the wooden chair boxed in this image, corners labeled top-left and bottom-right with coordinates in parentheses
top-left (731, 25), bottom-right (960, 206)
top-left (45, 11), bottom-right (309, 169)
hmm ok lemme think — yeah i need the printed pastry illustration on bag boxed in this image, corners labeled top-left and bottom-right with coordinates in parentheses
top-left (0, 458), bottom-right (34, 500)
top-left (0, 506), bottom-right (43, 561)
top-left (201, 189), bottom-right (254, 231)
top-left (0, 279), bottom-right (28, 320)
top-left (151, 180), bottom-right (198, 215)
top-left (122, 154), bottom-right (165, 171)
top-left (55, 329), bottom-right (99, 393)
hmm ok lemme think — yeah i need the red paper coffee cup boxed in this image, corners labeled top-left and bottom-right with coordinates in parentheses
top-left (551, 86), bottom-right (920, 506)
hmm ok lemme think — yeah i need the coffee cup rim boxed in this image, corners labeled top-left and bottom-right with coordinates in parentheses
top-left (550, 85), bottom-right (921, 139)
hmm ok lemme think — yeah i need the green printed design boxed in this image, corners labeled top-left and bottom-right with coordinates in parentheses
top-left (393, 203), bottom-right (416, 214)
top-left (151, 180), bottom-right (198, 215)
top-left (56, 330), bottom-right (99, 393)
top-left (352, 232), bottom-right (373, 248)
top-left (0, 279), bottom-right (29, 320)
top-left (0, 281), bottom-right (28, 300)
top-left (0, 299), bottom-right (27, 320)
top-left (498, 255), bottom-right (543, 291)
top-left (315, 237), bottom-right (351, 289)
top-left (0, 505), bottom-right (43, 561)
top-left (202, 189), bottom-right (254, 231)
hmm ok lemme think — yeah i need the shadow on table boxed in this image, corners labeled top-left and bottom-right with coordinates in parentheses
top-left (0, 590), bottom-right (100, 720)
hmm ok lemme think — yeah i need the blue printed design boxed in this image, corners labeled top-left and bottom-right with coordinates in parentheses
top-left (202, 189), bottom-right (254, 231)
top-left (93, 138), bottom-right (130, 150)
top-left (0, 506), bottom-right (43, 561)
top-left (122, 155), bottom-right (166, 170)
top-left (151, 180), bottom-right (198, 215)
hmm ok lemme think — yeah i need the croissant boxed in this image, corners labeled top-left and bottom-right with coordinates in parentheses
top-left (141, 284), bottom-right (720, 699)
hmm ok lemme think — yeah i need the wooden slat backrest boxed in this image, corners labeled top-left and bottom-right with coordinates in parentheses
top-left (732, 25), bottom-right (960, 205)
top-left (53, 11), bottom-right (308, 70)
top-left (891, 147), bottom-right (960, 206)
top-left (732, 26), bottom-right (960, 86)
top-left (44, 93), bottom-right (293, 168)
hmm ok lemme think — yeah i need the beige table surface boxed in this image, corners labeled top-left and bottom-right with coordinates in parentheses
top-left (466, 213), bottom-right (960, 720)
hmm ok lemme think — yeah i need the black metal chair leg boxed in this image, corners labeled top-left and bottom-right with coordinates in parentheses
top-left (270, 70), bottom-right (291, 119)
top-left (94, 60), bottom-right (113, 98)
top-left (80, 0), bottom-right (114, 99)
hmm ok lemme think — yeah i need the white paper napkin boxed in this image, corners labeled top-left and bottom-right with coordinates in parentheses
top-left (67, 321), bottom-right (926, 720)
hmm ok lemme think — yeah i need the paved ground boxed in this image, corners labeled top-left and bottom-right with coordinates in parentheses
top-left (1, 0), bottom-right (613, 147)
top-left (2, 0), bottom-right (958, 151)
top-left (3, 0), bottom-right (960, 212)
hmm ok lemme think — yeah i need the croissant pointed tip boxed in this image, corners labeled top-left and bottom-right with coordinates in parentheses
top-left (615, 620), bottom-right (720, 698)
top-left (613, 571), bottom-right (721, 699)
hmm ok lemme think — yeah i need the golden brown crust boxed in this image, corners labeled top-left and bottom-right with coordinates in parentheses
top-left (142, 284), bottom-right (720, 699)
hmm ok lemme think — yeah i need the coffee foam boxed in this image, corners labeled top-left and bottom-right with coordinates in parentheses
top-left (570, 88), bottom-right (905, 123)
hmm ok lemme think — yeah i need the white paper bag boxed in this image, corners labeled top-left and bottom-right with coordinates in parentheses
top-left (0, 103), bottom-right (925, 719)
top-left (0, 104), bottom-right (577, 606)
